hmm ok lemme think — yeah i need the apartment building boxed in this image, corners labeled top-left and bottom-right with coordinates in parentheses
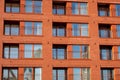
top-left (0, 0), bottom-right (120, 80)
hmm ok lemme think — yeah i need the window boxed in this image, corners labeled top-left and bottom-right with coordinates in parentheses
top-left (98, 4), bottom-right (110, 16)
top-left (53, 23), bottom-right (66, 37)
top-left (116, 5), bottom-right (120, 16)
top-left (3, 44), bottom-right (19, 59)
top-left (100, 46), bottom-right (112, 60)
top-left (72, 45), bottom-right (89, 59)
top-left (117, 25), bottom-right (120, 37)
top-left (24, 44), bottom-right (42, 58)
top-left (5, 0), bottom-right (20, 13)
top-left (118, 46), bottom-right (120, 59)
top-left (25, 22), bottom-right (42, 35)
top-left (53, 68), bottom-right (67, 80)
top-left (24, 68), bottom-right (42, 80)
top-left (73, 68), bottom-right (90, 80)
top-left (3, 68), bottom-right (18, 80)
top-left (53, 2), bottom-right (66, 15)
top-left (101, 69), bottom-right (114, 80)
top-left (52, 45), bottom-right (67, 59)
top-left (4, 21), bottom-right (19, 36)
top-left (72, 24), bottom-right (88, 36)
top-left (99, 24), bottom-right (111, 38)
top-left (72, 2), bottom-right (88, 15)
top-left (25, 0), bottom-right (42, 13)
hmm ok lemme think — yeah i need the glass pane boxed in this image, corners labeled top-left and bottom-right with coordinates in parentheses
top-left (116, 5), bottom-right (120, 16)
top-left (73, 68), bottom-right (81, 80)
top-left (4, 46), bottom-right (9, 58)
top-left (3, 69), bottom-right (8, 80)
top-left (72, 45), bottom-right (80, 58)
top-left (24, 68), bottom-right (32, 80)
top-left (72, 24), bottom-right (80, 36)
top-left (117, 25), bottom-right (120, 37)
top-left (10, 46), bottom-right (18, 59)
top-left (12, 4), bottom-right (19, 13)
top-left (52, 28), bottom-right (56, 36)
top-left (35, 68), bottom-right (41, 80)
top-left (25, 22), bottom-right (32, 35)
top-left (11, 25), bottom-right (19, 35)
top-left (72, 3), bottom-right (79, 14)
top-left (6, 3), bottom-right (10, 12)
top-left (58, 48), bottom-right (65, 59)
top-left (57, 27), bottom-right (65, 36)
top-left (24, 44), bottom-right (32, 58)
top-left (53, 8), bottom-right (57, 14)
top-left (9, 69), bottom-right (18, 80)
top-left (81, 24), bottom-right (88, 36)
top-left (82, 68), bottom-right (89, 80)
top-left (34, 22), bottom-right (42, 35)
top-left (53, 70), bottom-right (56, 80)
top-left (80, 3), bottom-right (87, 15)
top-left (118, 46), bottom-right (120, 59)
top-left (34, 1), bottom-right (42, 13)
top-left (25, 0), bottom-right (32, 12)
top-left (82, 46), bottom-right (88, 58)
top-left (5, 24), bottom-right (10, 35)
top-left (52, 48), bottom-right (57, 59)
top-left (34, 44), bottom-right (42, 58)
top-left (101, 49), bottom-right (107, 60)
top-left (57, 6), bottom-right (64, 14)
top-left (58, 70), bottom-right (65, 80)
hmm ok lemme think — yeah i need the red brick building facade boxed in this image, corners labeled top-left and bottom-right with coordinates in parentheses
top-left (0, 0), bottom-right (120, 80)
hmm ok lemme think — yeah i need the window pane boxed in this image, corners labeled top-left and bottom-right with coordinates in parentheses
top-left (58, 48), bottom-right (65, 59)
top-left (82, 46), bottom-right (88, 58)
top-left (12, 4), bottom-right (19, 13)
top-left (34, 45), bottom-right (42, 58)
top-left (35, 68), bottom-right (41, 80)
top-left (118, 46), bottom-right (120, 59)
top-left (81, 24), bottom-right (88, 36)
top-left (82, 68), bottom-right (90, 80)
top-left (57, 27), bottom-right (65, 36)
top-left (117, 25), bottom-right (120, 37)
top-left (25, 22), bottom-right (32, 35)
top-left (4, 46), bottom-right (9, 58)
top-left (10, 46), bottom-right (18, 59)
top-left (72, 45), bottom-right (80, 58)
top-left (58, 70), bottom-right (65, 80)
top-left (52, 48), bottom-right (57, 59)
top-left (9, 69), bottom-right (18, 80)
top-left (34, 1), bottom-right (42, 13)
top-left (6, 3), bottom-right (11, 12)
top-left (25, 0), bottom-right (32, 12)
top-left (3, 69), bottom-right (8, 80)
top-left (24, 44), bottom-right (32, 58)
top-left (72, 3), bottom-right (79, 14)
top-left (72, 24), bottom-right (80, 36)
top-left (73, 68), bottom-right (81, 80)
top-left (24, 68), bottom-right (32, 80)
top-left (34, 22), bottom-right (42, 35)
top-left (57, 6), bottom-right (65, 14)
top-left (101, 69), bottom-right (113, 80)
top-left (80, 3), bottom-right (87, 15)
top-left (116, 5), bottom-right (120, 16)
top-left (11, 25), bottom-right (19, 35)
top-left (53, 70), bottom-right (56, 80)
top-left (52, 28), bottom-right (56, 36)
top-left (5, 24), bottom-right (10, 35)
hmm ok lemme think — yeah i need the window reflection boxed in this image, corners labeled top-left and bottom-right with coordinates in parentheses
top-left (116, 5), bottom-right (120, 16)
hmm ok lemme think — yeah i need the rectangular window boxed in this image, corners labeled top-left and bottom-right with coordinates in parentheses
top-left (52, 45), bottom-right (67, 59)
top-left (53, 2), bottom-right (66, 15)
top-left (3, 68), bottom-right (18, 80)
top-left (52, 23), bottom-right (66, 37)
top-left (98, 4), bottom-right (110, 16)
top-left (25, 0), bottom-right (42, 13)
top-left (118, 46), bottom-right (120, 59)
top-left (117, 25), bottom-right (120, 37)
top-left (72, 45), bottom-right (89, 59)
top-left (3, 44), bottom-right (19, 59)
top-left (53, 68), bottom-right (67, 80)
top-left (24, 68), bottom-right (42, 80)
top-left (4, 21), bottom-right (19, 36)
top-left (72, 24), bottom-right (88, 36)
top-left (72, 2), bottom-right (88, 15)
top-left (99, 24), bottom-right (111, 38)
top-left (73, 68), bottom-right (90, 80)
top-left (25, 22), bottom-right (42, 35)
top-left (101, 69), bottom-right (114, 80)
top-left (100, 46), bottom-right (112, 60)
top-left (24, 44), bottom-right (42, 58)
top-left (5, 0), bottom-right (20, 13)
top-left (116, 5), bottom-right (120, 16)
